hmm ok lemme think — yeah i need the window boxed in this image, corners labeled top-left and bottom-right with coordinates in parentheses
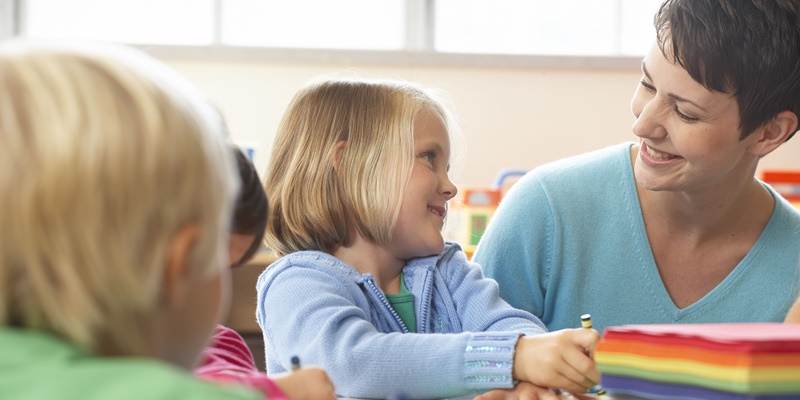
top-left (434, 0), bottom-right (663, 56)
top-left (23, 0), bottom-right (216, 45)
top-left (221, 0), bottom-right (405, 50)
top-left (12, 0), bottom-right (664, 59)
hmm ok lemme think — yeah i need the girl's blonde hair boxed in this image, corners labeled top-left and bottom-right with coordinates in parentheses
top-left (0, 40), bottom-right (239, 355)
top-left (264, 77), bottom-right (458, 256)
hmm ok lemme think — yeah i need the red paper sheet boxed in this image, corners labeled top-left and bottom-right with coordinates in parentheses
top-left (601, 323), bottom-right (800, 353)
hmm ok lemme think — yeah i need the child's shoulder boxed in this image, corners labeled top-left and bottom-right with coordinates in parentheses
top-left (90, 359), bottom-right (261, 399)
top-left (0, 328), bottom-right (259, 400)
top-left (261, 250), bottom-right (360, 283)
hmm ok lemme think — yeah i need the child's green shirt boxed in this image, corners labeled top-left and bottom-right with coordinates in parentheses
top-left (0, 328), bottom-right (261, 400)
top-left (385, 273), bottom-right (417, 332)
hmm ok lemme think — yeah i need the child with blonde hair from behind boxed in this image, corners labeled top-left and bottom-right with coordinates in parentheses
top-left (257, 76), bottom-right (600, 400)
top-left (0, 38), bottom-right (305, 399)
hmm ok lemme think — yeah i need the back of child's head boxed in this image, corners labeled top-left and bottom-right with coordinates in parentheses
top-left (0, 39), bottom-right (239, 356)
top-left (230, 145), bottom-right (268, 267)
top-left (264, 76), bottom-right (457, 256)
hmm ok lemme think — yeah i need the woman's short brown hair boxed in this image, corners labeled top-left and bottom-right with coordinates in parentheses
top-left (655, 0), bottom-right (800, 140)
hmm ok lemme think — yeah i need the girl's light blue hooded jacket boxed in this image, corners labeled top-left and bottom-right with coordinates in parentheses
top-left (256, 243), bottom-right (547, 399)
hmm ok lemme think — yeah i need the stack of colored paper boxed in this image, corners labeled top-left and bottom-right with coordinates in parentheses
top-left (595, 323), bottom-right (800, 399)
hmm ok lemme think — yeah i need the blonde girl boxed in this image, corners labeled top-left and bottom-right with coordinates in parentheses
top-left (257, 77), bottom-right (600, 399)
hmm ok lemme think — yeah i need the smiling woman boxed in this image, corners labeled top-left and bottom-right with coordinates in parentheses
top-left (473, 0), bottom-right (800, 334)
top-left (630, 43), bottom-right (748, 197)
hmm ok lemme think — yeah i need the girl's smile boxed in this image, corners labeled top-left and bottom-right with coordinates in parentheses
top-left (427, 204), bottom-right (446, 221)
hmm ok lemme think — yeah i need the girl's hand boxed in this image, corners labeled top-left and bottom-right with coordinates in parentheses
top-left (512, 329), bottom-right (601, 394)
top-left (273, 367), bottom-right (336, 400)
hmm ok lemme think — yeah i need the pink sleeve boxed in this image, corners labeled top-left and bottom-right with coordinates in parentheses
top-left (195, 325), bottom-right (289, 400)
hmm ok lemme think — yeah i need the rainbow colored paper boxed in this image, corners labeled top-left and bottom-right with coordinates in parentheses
top-left (595, 323), bottom-right (800, 399)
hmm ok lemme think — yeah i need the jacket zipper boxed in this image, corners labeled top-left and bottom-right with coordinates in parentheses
top-left (364, 276), bottom-right (409, 334)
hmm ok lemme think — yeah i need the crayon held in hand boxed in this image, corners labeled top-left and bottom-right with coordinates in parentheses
top-left (581, 313), bottom-right (593, 329)
top-left (580, 313), bottom-right (606, 396)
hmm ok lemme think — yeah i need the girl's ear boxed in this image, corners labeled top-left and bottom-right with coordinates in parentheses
top-left (162, 224), bottom-right (201, 307)
top-left (748, 110), bottom-right (798, 157)
top-left (332, 140), bottom-right (347, 172)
